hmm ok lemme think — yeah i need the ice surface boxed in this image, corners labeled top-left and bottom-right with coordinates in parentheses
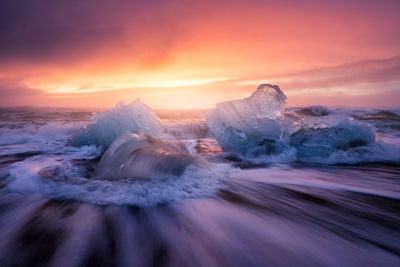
top-left (95, 132), bottom-right (195, 180)
top-left (68, 99), bottom-right (162, 148)
top-left (289, 120), bottom-right (375, 158)
top-left (206, 84), bottom-right (287, 154)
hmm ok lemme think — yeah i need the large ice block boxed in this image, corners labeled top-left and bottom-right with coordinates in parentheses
top-left (95, 132), bottom-right (195, 180)
top-left (206, 84), bottom-right (287, 154)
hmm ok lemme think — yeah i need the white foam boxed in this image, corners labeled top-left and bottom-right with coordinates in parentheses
top-left (6, 147), bottom-right (231, 206)
top-left (0, 122), bottom-right (83, 146)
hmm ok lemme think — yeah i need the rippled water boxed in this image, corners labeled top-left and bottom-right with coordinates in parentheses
top-left (0, 107), bottom-right (399, 267)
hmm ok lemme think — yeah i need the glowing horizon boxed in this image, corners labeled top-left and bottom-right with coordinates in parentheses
top-left (1, 0), bottom-right (400, 109)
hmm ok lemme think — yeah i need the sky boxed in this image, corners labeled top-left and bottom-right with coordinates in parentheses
top-left (0, 0), bottom-right (400, 109)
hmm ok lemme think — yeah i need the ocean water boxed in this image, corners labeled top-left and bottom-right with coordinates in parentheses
top-left (0, 106), bottom-right (399, 266)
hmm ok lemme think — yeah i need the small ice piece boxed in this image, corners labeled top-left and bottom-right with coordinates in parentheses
top-left (289, 120), bottom-right (375, 158)
top-left (68, 99), bottom-right (162, 148)
top-left (206, 84), bottom-right (287, 154)
top-left (95, 132), bottom-right (195, 180)
top-left (297, 105), bottom-right (331, 116)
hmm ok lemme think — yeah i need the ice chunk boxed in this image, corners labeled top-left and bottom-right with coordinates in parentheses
top-left (289, 120), bottom-right (375, 158)
top-left (95, 132), bottom-right (195, 180)
top-left (297, 105), bottom-right (331, 116)
top-left (206, 84), bottom-right (287, 154)
top-left (286, 106), bottom-right (352, 130)
top-left (68, 99), bottom-right (162, 148)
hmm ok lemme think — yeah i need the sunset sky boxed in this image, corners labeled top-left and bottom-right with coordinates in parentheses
top-left (1, 0), bottom-right (400, 109)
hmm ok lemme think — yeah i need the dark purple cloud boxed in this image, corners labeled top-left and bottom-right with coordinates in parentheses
top-left (0, 0), bottom-right (181, 65)
top-left (1, 0), bottom-right (400, 66)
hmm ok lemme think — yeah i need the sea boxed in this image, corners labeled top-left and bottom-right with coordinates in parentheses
top-left (0, 106), bottom-right (399, 266)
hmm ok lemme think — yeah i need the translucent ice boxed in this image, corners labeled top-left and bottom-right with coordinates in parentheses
top-left (289, 120), bottom-right (375, 158)
top-left (206, 84), bottom-right (287, 154)
top-left (95, 132), bottom-right (195, 180)
top-left (68, 99), bottom-right (162, 148)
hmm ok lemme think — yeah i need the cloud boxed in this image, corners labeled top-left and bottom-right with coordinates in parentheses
top-left (1, 0), bottom-right (400, 70)
top-left (234, 55), bottom-right (400, 92)
top-left (275, 55), bottom-right (400, 91)
top-left (0, 79), bottom-right (45, 106)
top-left (273, 55), bottom-right (400, 107)
top-left (0, 0), bottom-right (184, 68)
